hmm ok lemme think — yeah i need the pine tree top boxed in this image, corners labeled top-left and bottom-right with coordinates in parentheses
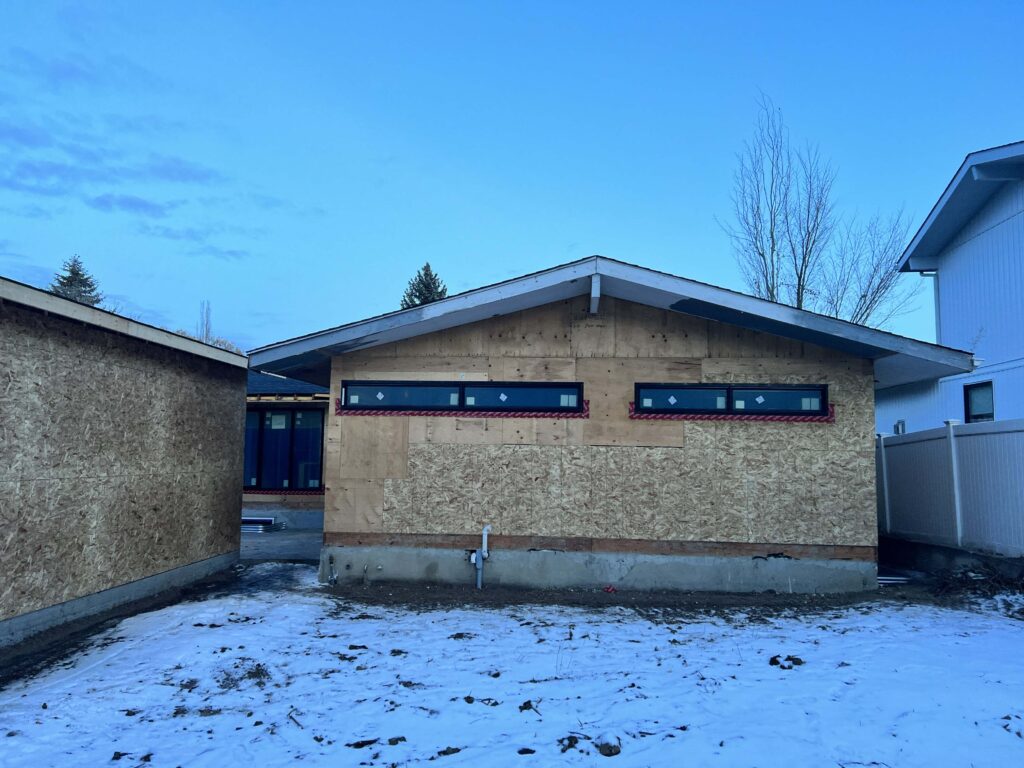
top-left (50, 256), bottom-right (103, 306)
top-left (401, 262), bottom-right (448, 309)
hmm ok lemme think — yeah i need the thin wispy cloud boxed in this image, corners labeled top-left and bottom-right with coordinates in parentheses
top-left (1, 46), bottom-right (166, 93)
top-left (85, 193), bottom-right (181, 218)
top-left (187, 244), bottom-right (252, 261)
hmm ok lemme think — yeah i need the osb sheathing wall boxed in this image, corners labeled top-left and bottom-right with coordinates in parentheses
top-left (0, 303), bottom-right (244, 622)
top-left (325, 296), bottom-right (877, 551)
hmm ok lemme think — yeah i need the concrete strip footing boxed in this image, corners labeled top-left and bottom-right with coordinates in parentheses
top-left (320, 546), bottom-right (877, 594)
top-left (0, 551), bottom-right (239, 648)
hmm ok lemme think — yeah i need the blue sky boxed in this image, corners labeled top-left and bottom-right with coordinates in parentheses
top-left (2, 1), bottom-right (1022, 350)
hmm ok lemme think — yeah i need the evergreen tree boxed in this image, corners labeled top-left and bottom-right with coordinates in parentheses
top-left (400, 262), bottom-right (448, 309)
top-left (50, 256), bottom-right (103, 306)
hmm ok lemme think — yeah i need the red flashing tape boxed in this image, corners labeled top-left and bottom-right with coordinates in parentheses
top-left (628, 401), bottom-right (835, 423)
top-left (336, 398), bottom-right (590, 419)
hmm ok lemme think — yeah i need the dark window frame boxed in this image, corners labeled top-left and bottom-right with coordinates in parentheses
top-left (634, 382), bottom-right (830, 417)
top-left (342, 381), bottom-right (462, 412)
top-left (243, 404), bottom-right (326, 492)
top-left (963, 381), bottom-right (994, 423)
top-left (340, 379), bottom-right (586, 414)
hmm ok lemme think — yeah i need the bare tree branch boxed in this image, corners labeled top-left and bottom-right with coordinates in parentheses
top-left (726, 97), bottom-right (919, 327)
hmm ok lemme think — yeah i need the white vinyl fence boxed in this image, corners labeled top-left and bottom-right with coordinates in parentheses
top-left (876, 419), bottom-right (1024, 557)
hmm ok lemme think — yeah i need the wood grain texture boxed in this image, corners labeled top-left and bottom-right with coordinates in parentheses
top-left (326, 296), bottom-right (878, 551)
top-left (0, 303), bottom-right (244, 622)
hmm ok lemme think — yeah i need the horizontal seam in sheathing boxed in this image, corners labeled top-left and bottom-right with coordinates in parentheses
top-left (627, 401), bottom-right (836, 423)
top-left (335, 398), bottom-right (591, 419)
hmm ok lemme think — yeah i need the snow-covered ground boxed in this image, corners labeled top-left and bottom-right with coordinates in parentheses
top-left (2, 564), bottom-right (1023, 767)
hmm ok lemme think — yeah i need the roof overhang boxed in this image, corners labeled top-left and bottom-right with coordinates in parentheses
top-left (900, 141), bottom-right (1024, 272)
top-left (249, 256), bottom-right (974, 390)
top-left (1, 276), bottom-right (248, 368)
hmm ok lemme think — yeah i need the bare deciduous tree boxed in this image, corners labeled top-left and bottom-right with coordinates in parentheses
top-left (176, 300), bottom-right (243, 353)
top-left (820, 211), bottom-right (915, 327)
top-left (724, 97), bottom-right (918, 327)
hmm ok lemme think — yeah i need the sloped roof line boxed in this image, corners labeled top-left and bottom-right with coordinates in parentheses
top-left (249, 254), bottom-right (967, 357)
top-left (248, 256), bottom-right (973, 391)
top-left (899, 140), bottom-right (1024, 272)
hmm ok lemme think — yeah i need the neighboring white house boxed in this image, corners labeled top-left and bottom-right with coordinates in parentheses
top-left (877, 141), bottom-right (1024, 434)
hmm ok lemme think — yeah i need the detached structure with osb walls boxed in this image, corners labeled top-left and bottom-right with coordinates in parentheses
top-left (249, 257), bottom-right (974, 593)
top-left (0, 277), bottom-right (248, 647)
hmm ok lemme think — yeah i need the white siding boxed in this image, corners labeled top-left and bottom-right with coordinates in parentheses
top-left (936, 180), bottom-right (1024, 363)
top-left (877, 178), bottom-right (1024, 432)
top-left (877, 358), bottom-right (1024, 432)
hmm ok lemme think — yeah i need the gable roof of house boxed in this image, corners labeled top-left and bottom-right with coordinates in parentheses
top-left (0, 275), bottom-right (248, 368)
top-left (900, 140), bottom-right (1024, 272)
top-left (248, 256), bottom-right (973, 391)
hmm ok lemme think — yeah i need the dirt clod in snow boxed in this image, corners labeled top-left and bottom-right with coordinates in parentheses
top-left (597, 740), bottom-right (622, 757)
top-left (518, 748), bottom-right (535, 755)
top-left (769, 654), bottom-right (805, 669)
top-left (387, 736), bottom-right (406, 746)
top-left (558, 734), bottom-right (580, 752)
top-left (346, 738), bottom-right (378, 749)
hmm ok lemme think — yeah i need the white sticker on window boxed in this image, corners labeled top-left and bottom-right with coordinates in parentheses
top-left (271, 414), bottom-right (287, 429)
top-left (716, 396), bottom-right (726, 409)
top-left (642, 398), bottom-right (653, 408)
top-left (567, 394), bottom-right (577, 407)
top-left (466, 395), bottom-right (476, 405)
top-left (282, 479), bottom-right (289, 488)
top-left (450, 393), bottom-right (459, 405)
top-left (755, 395), bottom-right (766, 404)
top-left (309, 480), bottom-right (319, 488)
top-left (735, 400), bottom-right (746, 409)
top-left (499, 393), bottom-right (508, 402)
top-left (250, 477), bottom-right (257, 485)
top-left (560, 394), bottom-right (570, 406)
top-left (376, 391), bottom-right (385, 400)
top-left (801, 397), bottom-right (820, 410)
top-left (668, 395), bottom-right (678, 405)
top-left (350, 394), bottom-right (359, 404)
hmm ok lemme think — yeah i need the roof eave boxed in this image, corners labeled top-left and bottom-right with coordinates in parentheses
top-left (899, 141), bottom-right (1024, 272)
top-left (250, 256), bottom-right (974, 390)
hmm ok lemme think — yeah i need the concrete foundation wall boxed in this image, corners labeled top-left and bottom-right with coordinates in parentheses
top-left (0, 552), bottom-right (238, 648)
top-left (321, 545), bottom-right (877, 594)
top-left (0, 301), bottom-right (245, 627)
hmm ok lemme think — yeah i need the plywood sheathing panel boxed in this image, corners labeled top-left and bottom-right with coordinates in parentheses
top-left (338, 416), bottom-right (409, 479)
top-left (325, 479), bottom-right (383, 533)
top-left (379, 442), bottom-right (875, 547)
top-left (0, 303), bottom-right (243, 622)
top-left (331, 296), bottom-right (878, 551)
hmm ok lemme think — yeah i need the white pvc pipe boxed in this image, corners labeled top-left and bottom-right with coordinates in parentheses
top-left (481, 524), bottom-right (492, 559)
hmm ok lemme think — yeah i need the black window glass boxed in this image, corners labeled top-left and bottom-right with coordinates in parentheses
top-left (965, 382), bottom-right (994, 423)
top-left (260, 411), bottom-right (292, 488)
top-left (637, 387), bottom-right (727, 412)
top-left (731, 388), bottom-right (825, 414)
top-left (463, 384), bottom-right (582, 411)
top-left (243, 411), bottom-right (260, 488)
top-left (344, 383), bottom-right (460, 410)
top-left (291, 410), bottom-right (323, 489)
